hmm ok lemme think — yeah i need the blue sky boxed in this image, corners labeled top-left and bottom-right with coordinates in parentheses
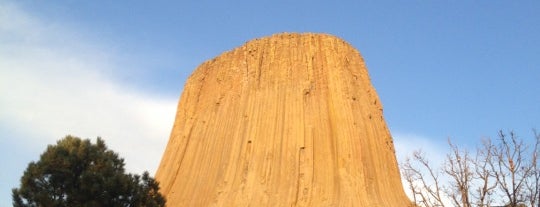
top-left (1, 1), bottom-right (539, 205)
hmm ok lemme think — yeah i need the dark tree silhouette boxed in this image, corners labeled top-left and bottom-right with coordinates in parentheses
top-left (12, 135), bottom-right (165, 207)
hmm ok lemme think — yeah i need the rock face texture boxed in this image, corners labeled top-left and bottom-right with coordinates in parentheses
top-left (156, 33), bottom-right (410, 206)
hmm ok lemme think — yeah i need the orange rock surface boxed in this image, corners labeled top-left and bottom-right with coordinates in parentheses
top-left (156, 33), bottom-right (410, 206)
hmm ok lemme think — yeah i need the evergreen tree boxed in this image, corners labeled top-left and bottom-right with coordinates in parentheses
top-left (12, 135), bottom-right (165, 207)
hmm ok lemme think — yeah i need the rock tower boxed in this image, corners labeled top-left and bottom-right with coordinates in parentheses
top-left (156, 33), bottom-right (410, 206)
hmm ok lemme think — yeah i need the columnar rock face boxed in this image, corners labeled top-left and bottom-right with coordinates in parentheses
top-left (156, 33), bottom-right (410, 206)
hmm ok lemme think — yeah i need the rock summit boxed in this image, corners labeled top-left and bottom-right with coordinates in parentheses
top-left (156, 33), bottom-right (410, 206)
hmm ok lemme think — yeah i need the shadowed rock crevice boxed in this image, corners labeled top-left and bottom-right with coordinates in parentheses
top-left (156, 33), bottom-right (410, 206)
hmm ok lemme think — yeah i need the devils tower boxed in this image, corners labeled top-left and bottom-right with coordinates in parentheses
top-left (156, 33), bottom-right (410, 206)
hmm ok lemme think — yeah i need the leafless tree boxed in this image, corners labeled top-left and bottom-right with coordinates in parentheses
top-left (523, 130), bottom-right (540, 207)
top-left (444, 140), bottom-right (472, 207)
top-left (471, 139), bottom-right (497, 207)
top-left (401, 130), bottom-right (539, 207)
top-left (402, 150), bottom-right (447, 207)
top-left (490, 131), bottom-right (532, 207)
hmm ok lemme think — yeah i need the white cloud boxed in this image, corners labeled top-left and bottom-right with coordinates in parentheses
top-left (393, 133), bottom-right (452, 205)
top-left (393, 132), bottom-right (448, 165)
top-left (0, 2), bottom-right (177, 176)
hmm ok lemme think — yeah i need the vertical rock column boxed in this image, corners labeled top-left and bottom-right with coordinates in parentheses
top-left (156, 33), bottom-right (411, 206)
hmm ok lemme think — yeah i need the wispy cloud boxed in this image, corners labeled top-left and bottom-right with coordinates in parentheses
top-left (393, 132), bottom-right (448, 165)
top-left (393, 132), bottom-right (451, 204)
top-left (0, 2), bottom-right (177, 177)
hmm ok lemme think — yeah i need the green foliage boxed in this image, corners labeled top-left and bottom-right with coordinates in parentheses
top-left (12, 135), bottom-right (165, 207)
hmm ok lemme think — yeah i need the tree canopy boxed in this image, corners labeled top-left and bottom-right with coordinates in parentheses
top-left (12, 135), bottom-right (165, 207)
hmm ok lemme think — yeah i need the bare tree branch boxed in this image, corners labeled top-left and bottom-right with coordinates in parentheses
top-left (401, 130), bottom-right (539, 207)
top-left (402, 150), bottom-right (447, 207)
top-left (472, 138), bottom-right (497, 207)
top-left (444, 140), bottom-right (472, 207)
top-left (490, 131), bottom-right (531, 206)
top-left (524, 129), bottom-right (540, 207)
